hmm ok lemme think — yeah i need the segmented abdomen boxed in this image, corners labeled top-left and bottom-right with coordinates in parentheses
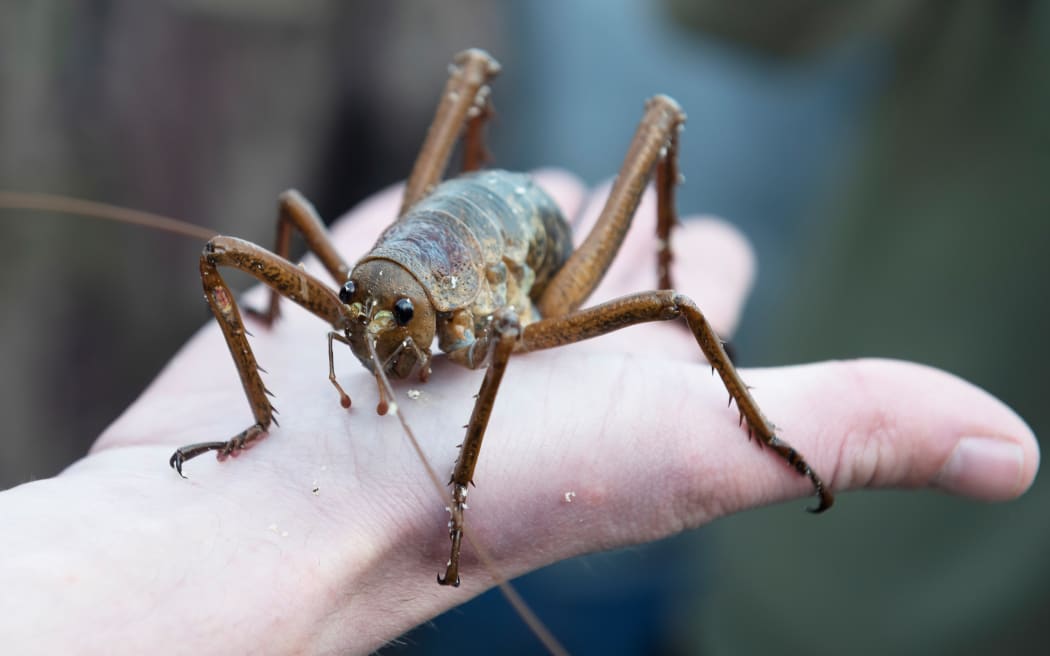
top-left (360, 170), bottom-right (573, 315)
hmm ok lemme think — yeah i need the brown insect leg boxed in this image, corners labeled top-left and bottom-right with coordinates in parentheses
top-left (521, 291), bottom-right (834, 513)
top-left (247, 190), bottom-right (352, 326)
top-left (654, 120), bottom-right (680, 291)
top-left (461, 87), bottom-right (494, 172)
top-left (400, 48), bottom-right (501, 215)
top-left (439, 308), bottom-right (522, 586)
top-left (327, 332), bottom-right (353, 409)
top-left (170, 236), bottom-right (352, 474)
top-left (537, 95), bottom-right (686, 318)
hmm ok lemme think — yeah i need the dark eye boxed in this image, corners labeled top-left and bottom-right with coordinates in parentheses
top-left (339, 280), bottom-right (356, 303)
top-left (393, 298), bottom-right (414, 325)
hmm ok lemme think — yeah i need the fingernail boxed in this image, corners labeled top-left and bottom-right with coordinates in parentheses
top-left (935, 437), bottom-right (1024, 500)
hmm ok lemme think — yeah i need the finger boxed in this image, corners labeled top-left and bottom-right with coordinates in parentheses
top-left (697, 359), bottom-right (1039, 520)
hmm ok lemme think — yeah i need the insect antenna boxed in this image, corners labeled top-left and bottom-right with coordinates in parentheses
top-left (365, 337), bottom-right (568, 656)
top-left (0, 190), bottom-right (216, 241)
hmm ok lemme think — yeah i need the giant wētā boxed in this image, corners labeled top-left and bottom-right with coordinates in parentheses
top-left (144, 47), bottom-right (834, 588)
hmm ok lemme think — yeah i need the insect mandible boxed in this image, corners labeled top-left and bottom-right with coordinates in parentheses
top-left (161, 48), bottom-right (834, 587)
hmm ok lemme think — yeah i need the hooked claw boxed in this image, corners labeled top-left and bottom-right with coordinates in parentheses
top-left (169, 451), bottom-right (188, 479)
top-left (437, 572), bottom-right (461, 587)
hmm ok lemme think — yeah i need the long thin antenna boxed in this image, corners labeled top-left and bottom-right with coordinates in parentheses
top-left (0, 191), bottom-right (217, 241)
top-left (366, 338), bottom-right (568, 656)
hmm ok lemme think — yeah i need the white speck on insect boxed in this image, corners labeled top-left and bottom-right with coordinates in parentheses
top-left (450, 275), bottom-right (458, 288)
top-left (514, 186), bottom-right (525, 195)
top-left (564, 491), bottom-right (576, 503)
top-left (407, 389), bottom-right (422, 400)
top-left (387, 401), bottom-right (399, 415)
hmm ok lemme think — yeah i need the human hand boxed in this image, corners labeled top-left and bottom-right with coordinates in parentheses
top-left (0, 171), bottom-right (1037, 655)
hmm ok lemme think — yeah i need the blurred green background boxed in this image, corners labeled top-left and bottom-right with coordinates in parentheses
top-left (1, 1), bottom-right (1047, 654)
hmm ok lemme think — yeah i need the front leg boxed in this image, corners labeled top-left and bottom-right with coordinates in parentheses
top-left (439, 308), bottom-right (521, 586)
top-left (170, 236), bottom-right (351, 475)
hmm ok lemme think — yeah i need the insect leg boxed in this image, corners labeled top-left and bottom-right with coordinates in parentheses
top-left (654, 114), bottom-right (681, 291)
top-left (248, 190), bottom-right (352, 326)
top-left (169, 236), bottom-right (351, 475)
top-left (439, 308), bottom-right (521, 586)
top-left (537, 95), bottom-right (686, 318)
top-left (521, 291), bottom-right (834, 513)
top-left (327, 332), bottom-right (353, 409)
top-left (400, 48), bottom-right (502, 215)
top-left (461, 82), bottom-right (494, 172)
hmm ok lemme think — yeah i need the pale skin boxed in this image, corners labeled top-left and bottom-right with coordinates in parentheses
top-left (0, 171), bottom-right (1038, 655)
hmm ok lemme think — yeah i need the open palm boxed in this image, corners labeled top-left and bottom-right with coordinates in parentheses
top-left (0, 171), bottom-right (1037, 655)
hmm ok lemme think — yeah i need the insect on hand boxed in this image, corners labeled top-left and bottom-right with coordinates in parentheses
top-left (163, 48), bottom-right (834, 587)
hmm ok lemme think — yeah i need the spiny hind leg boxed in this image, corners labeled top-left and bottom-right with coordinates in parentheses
top-left (654, 114), bottom-right (681, 291)
top-left (537, 95), bottom-right (686, 318)
top-left (651, 128), bottom-right (740, 361)
top-left (400, 48), bottom-right (501, 214)
top-left (460, 83), bottom-right (494, 172)
top-left (522, 291), bottom-right (834, 512)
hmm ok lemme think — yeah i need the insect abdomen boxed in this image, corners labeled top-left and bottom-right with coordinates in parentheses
top-left (362, 170), bottom-right (572, 313)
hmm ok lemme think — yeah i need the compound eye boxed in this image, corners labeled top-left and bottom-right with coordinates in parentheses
top-left (339, 280), bottom-right (356, 304)
top-left (393, 298), bottom-right (414, 325)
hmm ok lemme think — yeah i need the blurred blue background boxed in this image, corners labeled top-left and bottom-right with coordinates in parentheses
top-left (2, 1), bottom-right (1047, 654)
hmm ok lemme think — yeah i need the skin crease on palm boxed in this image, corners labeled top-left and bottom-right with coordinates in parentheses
top-left (0, 170), bottom-right (1038, 655)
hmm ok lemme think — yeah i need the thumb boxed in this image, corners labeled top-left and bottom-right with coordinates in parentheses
top-left (709, 358), bottom-right (1039, 518)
